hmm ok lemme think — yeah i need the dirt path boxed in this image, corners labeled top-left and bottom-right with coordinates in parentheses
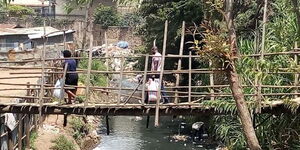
top-left (35, 115), bottom-right (80, 150)
top-left (0, 69), bottom-right (39, 103)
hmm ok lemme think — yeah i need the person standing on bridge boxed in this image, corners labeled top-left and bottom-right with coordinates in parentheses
top-left (62, 50), bottom-right (78, 104)
top-left (151, 46), bottom-right (169, 104)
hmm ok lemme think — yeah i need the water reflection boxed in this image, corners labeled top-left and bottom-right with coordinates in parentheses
top-left (95, 116), bottom-right (218, 150)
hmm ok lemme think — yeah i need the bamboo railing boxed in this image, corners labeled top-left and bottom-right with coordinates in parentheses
top-left (0, 21), bottom-right (299, 128)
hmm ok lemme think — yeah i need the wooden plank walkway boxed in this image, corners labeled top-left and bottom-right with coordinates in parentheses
top-left (0, 101), bottom-right (297, 116)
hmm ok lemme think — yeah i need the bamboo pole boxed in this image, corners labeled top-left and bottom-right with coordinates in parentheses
top-left (256, 0), bottom-right (268, 114)
top-left (25, 115), bottom-right (30, 148)
top-left (188, 50), bottom-right (192, 103)
top-left (175, 21), bottom-right (185, 104)
top-left (7, 128), bottom-right (13, 150)
top-left (63, 31), bottom-right (66, 50)
top-left (142, 54), bottom-right (149, 105)
top-left (209, 60), bottom-right (215, 100)
top-left (294, 42), bottom-right (299, 98)
top-left (0, 115), bottom-right (2, 148)
top-left (18, 114), bottom-right (23, 150)
top-left (1, 51), bottom-right (300, 64)
top-left (155, 20), bottom-right (168, 127)
top-left (60, 62), bottom-right (68, 104)
top-left (85, 31), bottom-right (94, 106)
top-left (117, 56), bottom-right (125, 105)
top-left (0, 76), bottom-right (45, 79)
top-left (38, 19), bottom-right (47, 126)
top-left (105, 31), bottom-right (109, 103)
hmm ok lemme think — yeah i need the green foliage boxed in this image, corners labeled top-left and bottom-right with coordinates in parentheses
top-left (64, 0), bottom-right (92, 14)
top-left (138, 0), bottom-right (203, 50)
top-left (69, 116), bottom-right (89, 141)
top-left (119, 12), bottom-right (144, 28)
top-left (197, 0), bottom-right (300, 149)
top-left (51, 135), bottom-right (75, 150)
top-left (209, 115), bottom-right (246, 150)
top-left (79, 58), bottom-right (108, 86)
top-left (29, 131), bottom-right (38, 150)
top-left (94, 4), bottom-right (120, 27)
top-left (7, 5), bottom-right (35, 17)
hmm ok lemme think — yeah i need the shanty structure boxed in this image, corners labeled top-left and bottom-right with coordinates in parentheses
top-left (0, 26), bottom-right (75, 51)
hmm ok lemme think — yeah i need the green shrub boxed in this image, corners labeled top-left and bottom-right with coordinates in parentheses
top-left (79, 59), bottom-right (108, 86)
top-left (29, 131), bottom-right (38, 150)
top-left (69, 117), bottom-right (85, 140)
top-left (7, 5), bottom-right (35, 17)
top-left (119, 12), bottom-right (143, 28)
top-left (94, 4), bottom-right (120, 27)
top-left (51, 135), bottom-right (75, 150)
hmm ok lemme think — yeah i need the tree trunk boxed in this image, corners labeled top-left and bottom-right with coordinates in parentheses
top-left (291, 0), bottom-right (300, 39)
top-left (225, 0), bottom-right (261, 149)
top-left (226, 65), bottom-right (261, 150)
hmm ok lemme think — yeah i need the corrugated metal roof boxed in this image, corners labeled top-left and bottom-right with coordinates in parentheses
top-left (0, 26), bottom-right (59, 36)
top-left (0, 26), bottom-right (76, 41)
top-left (0, 24), bottom-right (22, 29)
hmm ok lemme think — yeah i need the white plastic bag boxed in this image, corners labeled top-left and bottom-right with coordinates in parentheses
top-left (148, 79), bottom-right (159, 101)
top-left (53, 79), bottom-right (63, 99)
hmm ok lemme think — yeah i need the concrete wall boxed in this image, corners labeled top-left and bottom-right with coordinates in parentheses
top-left (71, 22), bottom-right (143, 49)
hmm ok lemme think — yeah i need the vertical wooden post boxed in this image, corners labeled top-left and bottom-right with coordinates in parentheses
top-left (117, 56), bottom-right (125, 104)
top-left (63, 30), bottom-right (66, 50)
top-left (26, 82), bottom-right (30, 96)
top-left (0, 115), bottom-right (2, 150)
top-left (106, 115), bottom-right (110, 135)
top-left (175, 21), bottom-right (185, 104)
top-left (294, 42), bottom-right (299, 98)
top-left (7, 128), bottom-right (13, 150)
top-left (188, 50), bottom-right (192, 103)
top-left (38, 19), bottom-right (47, 126)
top-left (60, 63), bottom-right (68, 104)
top-left (18, 114), bottom-right (23, 150)
top-left (155, 20), bottom-right (168, 127)
top-left (256, 0), bottom-right (268, 114)
top-left (105, 31), bottom-right (109, 102)
top-left (25, 115), bottom-right (30, 149)
top-left (85, 32), bottom-right (93, 106)
top-left (142, 55), bottom-right (149, 105)
top-left (209, 60), bottom-right (214, 100)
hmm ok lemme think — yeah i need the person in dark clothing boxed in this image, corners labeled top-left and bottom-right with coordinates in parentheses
top-left (62, 50), bottom-right (78, 104)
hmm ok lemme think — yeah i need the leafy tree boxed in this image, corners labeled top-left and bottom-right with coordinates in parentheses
top-left (7, 5), bottom-right (35, 17)
top-left (94, 4), bottom-right (120, 27)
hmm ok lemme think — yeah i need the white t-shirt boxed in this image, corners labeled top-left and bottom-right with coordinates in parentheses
top-left (151, 52), bottom-right (162, 71)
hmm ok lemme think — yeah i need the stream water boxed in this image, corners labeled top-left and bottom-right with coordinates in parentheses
top-left (94, 75), bottom-right (220, 150)
top-left (94, 116), bottom-right (220, 150)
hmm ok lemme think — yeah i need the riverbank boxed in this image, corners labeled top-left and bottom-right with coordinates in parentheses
top-left (34, 115), bottom-right (101, 150)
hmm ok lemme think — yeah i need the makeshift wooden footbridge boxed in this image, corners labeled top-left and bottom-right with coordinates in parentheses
top-left (1, 21), bottom-right (300, 123)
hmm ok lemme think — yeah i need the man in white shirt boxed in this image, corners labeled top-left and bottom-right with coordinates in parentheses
top-left (151, 46), bottom-right (162, 72)
top-left (150, 46), bottom-right (169, 103)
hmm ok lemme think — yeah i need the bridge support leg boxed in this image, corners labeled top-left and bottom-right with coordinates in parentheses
top-left (63, 113), bottom-right (68, 127)
top-left (106, 116), bottom-right (110, 135)
top-left (7, 128), bottom-right (13, 150)
top-left (146, 116), bottom-right (150, 128)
